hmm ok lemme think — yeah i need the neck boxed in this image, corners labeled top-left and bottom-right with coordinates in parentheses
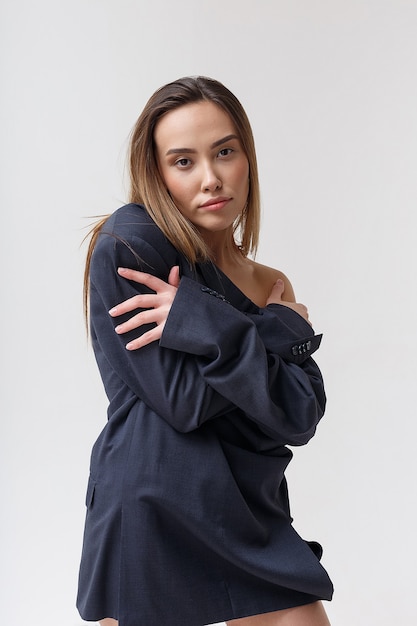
top-left (200, 228), bottom-right (245, 271)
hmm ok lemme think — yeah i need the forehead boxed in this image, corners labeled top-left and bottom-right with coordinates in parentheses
top-left (154, 101), bottom-right (236, 149)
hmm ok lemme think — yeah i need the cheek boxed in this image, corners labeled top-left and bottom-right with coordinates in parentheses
top-left (235, 160), bottom-right (250, 193)
top-left (161, 170), bottom-right (193, 206)
top-left (168, 181), bottom-right (191, 208)
top-left (234, 155), bottom-right (249, 179)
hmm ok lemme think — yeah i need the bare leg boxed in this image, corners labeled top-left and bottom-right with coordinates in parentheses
top-left (96, 602), bottom-right (329, 626)
top-left (226, 601), bottom-right (330, 626)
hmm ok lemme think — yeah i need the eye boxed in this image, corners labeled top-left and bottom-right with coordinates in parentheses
top-left (218, 148), bottom-right (233, 158)
top-left (175, 158), bottom-right (192, 168)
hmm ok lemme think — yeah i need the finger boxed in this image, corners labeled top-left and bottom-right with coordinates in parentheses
top-left (266, 279), bottom-right (285, 305)
top-left (168, 265), bottom-right (180, 288)
top-left (109, 294), bottom-right (160, 317)
top-left (114, 309), bottom-right (159, 334)
top-left (118, 267), bottom-right (169, 292)
top-left (125, 325), bottom-right (164, 350)
top-left (295, 303), bottom-right (310, 323)
top-left (283, 302), bottom-right (312, 326)
top-left (272, 278), bottom-right (285, 297)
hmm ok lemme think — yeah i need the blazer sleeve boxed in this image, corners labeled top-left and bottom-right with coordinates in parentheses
top-left (90, 230), bottom-right (326, 445)
top-left (89, 233), bottom-right (235, 433)
top-left (160, 277), bottom-right (326, 446)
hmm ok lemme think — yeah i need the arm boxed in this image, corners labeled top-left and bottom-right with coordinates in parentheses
top-left (111, 265), bottom-right (326, 446)
top-left (89, 234), bottom-right (235, 432)
top-left (160, 276), bottom-right (326, 446)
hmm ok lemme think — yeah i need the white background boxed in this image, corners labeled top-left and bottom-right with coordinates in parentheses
top-left (1, 1), bottom-right (416, 625)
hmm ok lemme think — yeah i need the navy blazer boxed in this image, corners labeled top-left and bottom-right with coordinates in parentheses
top-left (77, 204), bottom-right (333, 626)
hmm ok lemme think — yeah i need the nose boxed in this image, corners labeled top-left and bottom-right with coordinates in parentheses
top-left (201, 161), bottom-right (222, 192)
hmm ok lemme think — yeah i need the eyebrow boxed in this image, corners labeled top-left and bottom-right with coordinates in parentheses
top-left (165, 134), bottom-right (239, 156)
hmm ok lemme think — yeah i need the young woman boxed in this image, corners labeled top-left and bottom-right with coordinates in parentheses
top-left (77, 76), bottom-right (333, 626)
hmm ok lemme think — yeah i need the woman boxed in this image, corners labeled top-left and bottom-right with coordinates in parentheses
top-left (77, 76), bottom-right (333, 626)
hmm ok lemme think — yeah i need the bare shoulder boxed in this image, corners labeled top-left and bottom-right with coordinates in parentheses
top-left (250, 259), bottom-right (296, 303)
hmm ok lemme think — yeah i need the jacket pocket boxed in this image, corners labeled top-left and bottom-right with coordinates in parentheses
top-left (85, 476), bottom-right (96, 509)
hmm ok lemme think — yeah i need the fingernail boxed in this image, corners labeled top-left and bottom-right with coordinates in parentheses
top-left (118, 267), bottom-right (128, 274)
top-left (109, 306), bottom-right (117, 315)
top-left (114, 325), bottom-right (121, 333)
top-left (126, 342), bottom-right (134, 350)
top-left (276, 279), bottom-right (284, 286)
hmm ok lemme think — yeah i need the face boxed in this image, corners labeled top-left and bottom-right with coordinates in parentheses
top-left (154, 101), bottom-right (249, 238)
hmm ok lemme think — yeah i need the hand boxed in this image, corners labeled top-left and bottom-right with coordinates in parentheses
top-left (109, 266), bottom-right (181, 350)
top-left (266, 279), bottom-right (311, 325)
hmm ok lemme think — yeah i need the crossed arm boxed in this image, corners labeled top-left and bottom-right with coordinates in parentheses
top-left (109, 266), bottom-right (311, 350)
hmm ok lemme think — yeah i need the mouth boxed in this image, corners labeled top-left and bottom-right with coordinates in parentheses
top-left (199, 197), bottom-right (231, 210)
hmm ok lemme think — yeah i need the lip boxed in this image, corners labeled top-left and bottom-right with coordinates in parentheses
top-left (199, 196), bottom-right (231, 210)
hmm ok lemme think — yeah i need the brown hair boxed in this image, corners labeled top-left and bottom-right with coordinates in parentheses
top-left (83, 76), bottom-right (261, 320)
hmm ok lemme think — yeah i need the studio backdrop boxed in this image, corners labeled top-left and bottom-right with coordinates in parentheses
top-left (1, 1), bottom-right (416, 625)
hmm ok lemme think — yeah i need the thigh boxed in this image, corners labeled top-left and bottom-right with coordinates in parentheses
top-left (99, 620), bottom-right (118, 626)
top-left (226, 601), bottom-right (331, 626)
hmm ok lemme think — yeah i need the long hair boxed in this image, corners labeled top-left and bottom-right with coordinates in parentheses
top-left (83, 76), bottom-right (261, 320)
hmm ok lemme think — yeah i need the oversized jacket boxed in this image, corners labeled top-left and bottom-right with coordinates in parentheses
top-left (77, 203), bottom-right (333, 626)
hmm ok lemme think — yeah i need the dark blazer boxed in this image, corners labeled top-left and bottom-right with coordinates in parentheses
top-left (77, 204), bottom-right (333, 626)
